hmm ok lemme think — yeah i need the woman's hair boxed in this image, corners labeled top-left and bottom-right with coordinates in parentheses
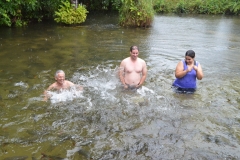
top-left (185, 50), bottom-right (195, 58)
top-left (130, 46), bottom-right (138, 52)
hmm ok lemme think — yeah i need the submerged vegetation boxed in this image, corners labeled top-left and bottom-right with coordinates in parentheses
top-left (0, 0), bottom-right (239, 27)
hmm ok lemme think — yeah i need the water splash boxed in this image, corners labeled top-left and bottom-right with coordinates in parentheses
top-left (14, 81), bottom-right (29, 88)
top-left (47, 87), bottom-right (83, 104)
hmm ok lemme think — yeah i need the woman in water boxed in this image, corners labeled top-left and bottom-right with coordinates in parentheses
top-left (172, 50), bottom-right (203, 93)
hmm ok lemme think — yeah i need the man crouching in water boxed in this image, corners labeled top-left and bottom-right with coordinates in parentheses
top-left (119, 46), bottom-right (147, 90)
top-left (43, 70), bottom-right (83, 101)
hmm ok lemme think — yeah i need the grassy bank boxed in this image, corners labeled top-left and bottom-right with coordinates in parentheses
top-left (153, 0), bottom-right (240, 15)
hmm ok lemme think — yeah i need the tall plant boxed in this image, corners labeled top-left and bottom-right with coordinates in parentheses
top-left (54, 1), bottom-right (88, 25)
top-left (119, 0), bottom-right (155, 27)
top-left (0, 0), bottom-right (24, 26)
top-left (0, 0), bottom-right (62, 27)
top-left (227, 0), bottom-right (240, 15)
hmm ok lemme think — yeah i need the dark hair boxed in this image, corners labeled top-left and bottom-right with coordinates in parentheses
top-left (130, 46), bottom-right (138, 52)
top-left (185, 50), bottom-right (195, 58)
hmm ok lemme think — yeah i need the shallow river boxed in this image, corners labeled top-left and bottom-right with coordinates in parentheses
top-left (0, 13), bottom-right (240, 159)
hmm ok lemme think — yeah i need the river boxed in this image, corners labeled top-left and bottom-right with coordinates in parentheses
top-left (0, 13), bottom-right (240, 159)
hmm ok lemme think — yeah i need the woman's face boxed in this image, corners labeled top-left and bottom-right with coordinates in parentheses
top-left (185, 56), bottom-right (194, 65)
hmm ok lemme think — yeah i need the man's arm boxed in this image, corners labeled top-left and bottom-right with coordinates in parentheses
top-left (43, 83), bottom-right (55, 101)
top-left (119, 60), bottom-right (127, 88)
top-left (66, 80), bottom-right (84, 91)
top-left (67, 81), bottom-right (75, 87)
top-left (137, 61), bottom-right (147, 87)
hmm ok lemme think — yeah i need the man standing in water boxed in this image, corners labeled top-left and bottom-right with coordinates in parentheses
top-left (119, 46), bottom-right (147, 89)
top-left (43, 70), bottom-right (82, 101)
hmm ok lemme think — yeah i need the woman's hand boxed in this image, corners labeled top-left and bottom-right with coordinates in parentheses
top-left (193, 65), bottom-right (198, 71)
top-left (187, 65), bottom-right (194, 72)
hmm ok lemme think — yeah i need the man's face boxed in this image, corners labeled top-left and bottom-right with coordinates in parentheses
top-left (55, 72), bottom-right (65, 85)
top-left (130, 49), bottom-right (139, 60)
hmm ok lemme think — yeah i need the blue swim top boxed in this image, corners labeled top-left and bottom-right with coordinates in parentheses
top-left (173, 60), bottom-right (198, 89)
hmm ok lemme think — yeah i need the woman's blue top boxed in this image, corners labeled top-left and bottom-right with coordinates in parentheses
top-left (173, 60), bottom-right (198, 89)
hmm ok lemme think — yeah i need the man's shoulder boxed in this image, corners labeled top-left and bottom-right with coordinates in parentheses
top-left (121, 57), bottom-right (130, 64)
top-left (51, 82), bottom-right (57, 86)
top-left (47, 82), bottom-right (58, 90)
top-left (123, 57), bottom-right (130, 61)
top-left (137, 57), bottom-right (146, 63)
top-left (65, 80), bottom-right (74, 86)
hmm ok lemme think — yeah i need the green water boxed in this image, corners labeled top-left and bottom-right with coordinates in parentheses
top-left (0, 13), bottom-right (240, 159)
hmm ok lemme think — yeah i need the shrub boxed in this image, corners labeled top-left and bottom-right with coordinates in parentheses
top-left (54, 1), bottom-right (88, 25)
top-left (119, 0), bottom-right (154, 27)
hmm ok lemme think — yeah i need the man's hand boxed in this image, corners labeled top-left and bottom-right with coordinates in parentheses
top-left (76, 85), bottom-right (83, 91)
top-left (136, 83), bottom-right (141, 88)
top-left (43, 90), bottom-right (49, 102)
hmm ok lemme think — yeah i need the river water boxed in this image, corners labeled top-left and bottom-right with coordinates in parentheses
top-left (0, 13), bottom-right (240, 159)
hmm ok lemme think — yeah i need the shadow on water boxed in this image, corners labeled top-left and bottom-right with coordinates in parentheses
top-left (0, 13), bottom-right (240, 159)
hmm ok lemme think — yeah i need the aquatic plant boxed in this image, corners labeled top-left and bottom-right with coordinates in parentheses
top-left (54, 1), bottom-right (89, 25)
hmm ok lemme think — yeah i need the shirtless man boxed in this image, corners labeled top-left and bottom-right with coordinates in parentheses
top-left (43, 70), bottom-right (82, 101)
top-left (119, 46), bottom-right (147, 89)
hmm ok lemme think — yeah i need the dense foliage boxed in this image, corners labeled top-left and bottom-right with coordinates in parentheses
top-left (54, 1), bottom-right (88, 25)
top-left (0, 0), bottom-right (239, 27)
top-left (119, 0), bottom-right (154, 27)
top-left (153, 0), bottom-right (240, 15)
top-left (81, 0), bottom-right (122, 10)
top-left (0, 0), bottom-right (62, 27)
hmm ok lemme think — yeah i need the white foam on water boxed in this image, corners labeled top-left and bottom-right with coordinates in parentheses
top-left (14, 81), bottom-right (29, 88)
top-left (66, 146), bottom-right (82, 159)
top-left (74, 65), bottom-right (120, 102)
top-left (137, 86), bottom-right (155, 96)
top-left (47, 87), bottom-right (83, 104)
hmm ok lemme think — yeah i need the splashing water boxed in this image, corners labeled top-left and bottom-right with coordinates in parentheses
top-left (47, 87), bottom-right (84, 104)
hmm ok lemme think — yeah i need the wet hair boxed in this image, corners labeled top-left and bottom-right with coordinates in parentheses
top-left (185, 50), bottom-right (195, 58)
top-left (130, 46), bottom-right (139, 52)
top-left (55, 70), bottom-right (65, 77)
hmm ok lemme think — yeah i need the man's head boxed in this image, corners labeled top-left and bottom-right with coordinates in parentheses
top-left (55, 70), bottom-right (65, 85)
top-left (129, 45), bottom-right (139, 60)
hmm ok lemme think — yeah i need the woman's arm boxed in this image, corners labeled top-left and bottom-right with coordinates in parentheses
top-left (194, 63), bottom-right (203, 80)
top-left (175, 61), bottom-right (190, 78)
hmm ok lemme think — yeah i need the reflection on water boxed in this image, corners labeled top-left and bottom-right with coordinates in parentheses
top-left (0, 13), bottom-right (240, 159)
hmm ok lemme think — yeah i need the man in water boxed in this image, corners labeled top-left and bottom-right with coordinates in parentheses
top-left (43, 70), bottom-right (83, 101)
top-left (119, 46), bottom-right (147, 89)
